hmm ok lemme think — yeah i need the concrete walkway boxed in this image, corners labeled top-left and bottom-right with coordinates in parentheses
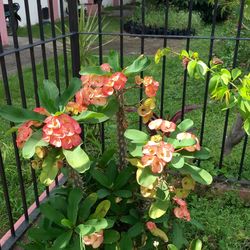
top-left (1, 35), bottom-right (185, 78)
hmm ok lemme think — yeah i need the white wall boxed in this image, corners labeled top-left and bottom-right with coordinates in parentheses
top-left (3, 0), bottom-right (49, 27)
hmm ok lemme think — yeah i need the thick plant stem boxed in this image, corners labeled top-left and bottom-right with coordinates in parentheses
top-left (116, 93), bottom-right (127, 171)
top-left (68, 167), bottom-right (84, 189)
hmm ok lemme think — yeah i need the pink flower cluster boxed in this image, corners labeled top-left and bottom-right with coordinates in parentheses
top-left (141, 141), bottom-right (175, 174)
top-left (42, 114), bottom-right (82, 150)
top-left (16, 107), bottom-right (49, 148)
top-left (173, 197), bottom-right (191, 221)
top-left (148, 119), bottom-right (176, 133)
top-left (83, 230), bottom-right (104, 249)
top-left (76, 64), bottom-right (127, 109)
top-left (135, 76), bottom-right (159, 97)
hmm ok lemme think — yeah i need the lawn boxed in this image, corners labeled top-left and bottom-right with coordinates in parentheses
top-left (0, 3), bottom-right (250, 249)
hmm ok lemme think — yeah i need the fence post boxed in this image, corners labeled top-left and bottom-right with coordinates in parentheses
top-left (68, 0), bottom-right (80, 77)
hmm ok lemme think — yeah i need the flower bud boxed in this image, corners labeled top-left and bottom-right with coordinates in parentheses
top-left (35, 147), bottom-right (47, 159)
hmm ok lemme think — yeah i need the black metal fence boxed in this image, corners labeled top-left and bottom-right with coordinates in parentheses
top-left (0, 0), bottom-right (249, 249)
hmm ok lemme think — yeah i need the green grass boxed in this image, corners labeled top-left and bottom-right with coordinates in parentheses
top-left (0, 6), bottom-right (250, 248)
top-left (185, 191), bottom-right (250, 250)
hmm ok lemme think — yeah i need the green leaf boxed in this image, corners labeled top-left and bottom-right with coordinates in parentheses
top-left (22, 130), bottom-right (48, 159)
top-left (232, 68), bottom-right (242, 81)
top-left (220, 69), bottom-right (231, 85)
top-left (128, 144), bottom-right (143, 157)
top-left (39, 150), bottom-right (60, 186)
top-left (113, 166), bottom-right (134, 190)
top-left (96, 97), bottom-right (119, 117)
top-left (97, 189), bottom-right (111, 199)
top-left (61, 218), bottom-right (74, 229)
top-left (194, 147), bottom-right (211, 160)
top-left (177, 119), bottom-right (194, 131)
top-left (89, 200), bottom-right (111, 219)
top-left (171, 154), bottom-right (185, 169)
top-left (0, 105), bottom-right (45, 123)
top-left (187, 60), bottom-right (197, 78)
top-left (167, 244), bottom-right (178, 250)
top-left (58, 78), bottom-right (82, 107)
top-left (104, 230), bottom-right (120, 244)
top-left (172, 222), bottom-right (187, 249)
top-left (189, 239), bottom-right (202, 250)
top-left (119, 233), bottom-right (133, 250)
top-left (136, 167), bottom-right (158, 188)
top-left (181, 164), bottom-right (213, 185)
top-left (244, 118), bottom-right (250, 135)
top-left (197, 60), bottom-right (208, 76)
top-left (80, 66), bottom-right (107, 75)
top-left (28, 227), bottom-right (63, 241)
top-left (127, 222), bottom-right (144, 238)
top-left (79, 193), bottom-right (98, 220)
top-left (73, 111), bottom-right (109, 124)
top-left (38, 79), bottom-right (59, 113)
top-left (149, 198), bottom-right (170, 219)
top-left (108, 51), bottom-right (121, 72)
top-left (67, 188), bottom-right (83, 225)
top-left (113, 190), bottom-right (132, 198)
top-left (90, 168), bottom-right (113, 189)
top-left (39, 202), bottom-right (65, 226)
top-left (85, 218), bottom-right (109, 231)
top-left (63, 145), bottom-right (90, 174)
top-left (124, 129), bottom-right (149, 144)
top-left (98, 148), bottom-right (116, 167)
top-left (52, 231), bottom-right (73, 249)
top-left (120, 215), bottom-right (138, 225)
top-left (75, 224), bottom-right (95, 236)
top-left (123, 55), bottom-right (150, 75)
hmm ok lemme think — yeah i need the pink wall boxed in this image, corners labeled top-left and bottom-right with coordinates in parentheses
top-left (48, 0), bottom-right (60, 20)
top-left (0, 0), bottom-right (8, 46)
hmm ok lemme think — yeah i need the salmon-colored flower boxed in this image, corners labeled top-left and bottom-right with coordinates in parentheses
top-left (66, 102), bottom-right (86, 115)
top-left (33, 107), bottom-right (50, 116)
top-left (173, 197), bottom-right (191, 221)
top-left (176, 132), bottom-right (200, 152)
top-left (16, 121), bottom-right (34, 148)
top-left (42, 114), bottom-right (82, 149)
top-left (141, 140), bottom-right (174, 173)
top-left (148, 119), bottom-right (163, 130)
top-left (156, 142), bottom-right (175, 163)
top-left (146, 221), bottom-right (157, 231)
top-left (143, 76), bottom-right (159, 97)
top-left (83, 230), bottom-right (104, 249)
top-left (110, 72), bottom-right (127, 90)
top-left (135, 75), bottom-right (143, 85)
top-left (101, 63), bottom-right (111, 72)
top-left (160, 120), bottom-right (176, 133)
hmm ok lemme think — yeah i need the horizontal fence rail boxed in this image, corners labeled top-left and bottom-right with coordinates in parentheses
top-left (0, 0), bottom-right (249, 249)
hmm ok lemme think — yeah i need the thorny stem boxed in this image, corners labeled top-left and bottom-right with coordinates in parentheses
top-left (116, 92), bottom-right (128, 171)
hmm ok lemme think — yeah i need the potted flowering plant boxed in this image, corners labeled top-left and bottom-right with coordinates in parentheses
top-left (0, 51), bottom-right (213, 250)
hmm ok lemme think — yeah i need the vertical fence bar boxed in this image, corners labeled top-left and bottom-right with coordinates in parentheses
top-left (59, 0), bottom-right (69, 87)
top-left (23, 0), bottom-right (41, 206)
top-left (0, 149), bottom-right (15, 236)
top-left (181, 0), bottom-right (193, 121)
top-left (199, 0), bottom-right (218, 148)
top-left (219, 0), bottom-right (245, 168)
top-left (0, 36), bottom-right (29, 221)
top-left (37, 0), bottom-right (49, 79)
top-left (96, 0), bottom-right (105, 152)
top-left (8, 0), bottom-right (26, 108)
top-left (139, 0), bottom-right (145, 130)
top-left (238, 136), bottom-right (248, 180)
top-left (49, 0), bottom-right (60, 92)
top-left (160, 0), bottom-right (169, 118)
top-left (68, 0), bottom-right (80, 77)
top-left (120, 0), bottom-right (124, 68)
